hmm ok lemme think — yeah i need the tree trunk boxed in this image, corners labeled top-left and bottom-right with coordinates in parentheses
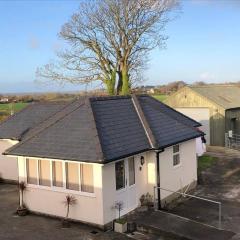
top-left (120, 65), bottom-right (130, 95)
top-left (105, 69), bottom-right (116, 95)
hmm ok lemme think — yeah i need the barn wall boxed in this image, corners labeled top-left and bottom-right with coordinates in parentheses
top-left (225, 109), bottom-right (240, 135)
top-left (165, 87), bottom-right (226, 146)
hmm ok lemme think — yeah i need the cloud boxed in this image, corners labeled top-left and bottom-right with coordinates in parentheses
top-left (29, 36), bottom-right (40, 49)
top-left (199, 72), bottom-right (216, 81)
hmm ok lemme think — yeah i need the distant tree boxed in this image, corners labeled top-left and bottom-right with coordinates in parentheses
top-left (193, 81), bottom-right (206, 86)
top-left (36, 0), bottom-right (178, 95)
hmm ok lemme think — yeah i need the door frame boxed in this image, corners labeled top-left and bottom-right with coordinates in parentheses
top-left (115, 157), bottom-right (137, 216)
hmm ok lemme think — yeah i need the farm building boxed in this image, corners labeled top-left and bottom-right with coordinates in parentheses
top-left (165, 85), bottom-right (240, 146)
top-left (4, 95), bottom-right (203, 228)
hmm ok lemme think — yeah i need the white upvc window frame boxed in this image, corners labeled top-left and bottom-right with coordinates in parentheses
top-left (173, 144), bottom-right (181, 167)
top-left (25, 158), bottom-right (95, 197)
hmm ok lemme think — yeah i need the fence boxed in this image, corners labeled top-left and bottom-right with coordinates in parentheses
top-left (153, 186), bottom-right (222, 229)
top-left (225, 132), bottom-right (240, 149)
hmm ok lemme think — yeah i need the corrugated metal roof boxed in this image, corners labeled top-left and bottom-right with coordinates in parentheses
top-left (189, 85), bottom-right (240, 109)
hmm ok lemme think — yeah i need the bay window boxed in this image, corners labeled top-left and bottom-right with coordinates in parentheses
top-left (66, 162), bottom-right (79, 191)
top-left (25, 158), bottom-right (94, 194)
top-left (52, 161), bottom-right (63, 187)
top-left (39, 160), bottom-right (51, 186)
top-left (26, 158), bottom-right (38, 185)
top-left (81, 164), bottom-right (94, 193)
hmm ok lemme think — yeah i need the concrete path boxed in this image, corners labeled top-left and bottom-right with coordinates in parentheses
top-left (130, 210), bottom-right (235, 240)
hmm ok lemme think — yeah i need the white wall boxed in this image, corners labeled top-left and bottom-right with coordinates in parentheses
top-left (159, 139), bottom-right (197, 200)
top-left (0, 139), bottom-right (18, 181)
top-left (102, 153), bottom-right (149, 225)
top-left (18, 157), bottom-right (104, 226)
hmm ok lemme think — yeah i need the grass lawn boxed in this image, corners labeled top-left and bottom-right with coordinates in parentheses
top-left (151, 94), bottom-right (168, 102)
top-left (0, 102), bottom-right (28, 113)
top-left (198, 155), bottom-right (218, 172)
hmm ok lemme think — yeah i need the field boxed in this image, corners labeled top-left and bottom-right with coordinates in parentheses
top-left (0, 102), bottom-right (28, 113)
top-left (151, 94), bottom-right (168, 102)
top-left (0, 102), bottom-right (28, 122)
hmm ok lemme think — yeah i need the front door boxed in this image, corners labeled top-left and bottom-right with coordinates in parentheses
top-left (115, 157), bottom-right (137, 217)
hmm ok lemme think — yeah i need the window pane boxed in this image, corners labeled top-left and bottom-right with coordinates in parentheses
top-left (66, 162), bottom-right (79, 191)
top-left (52, 161), bottom-right (63, 187)
top-left (128, 157), bottom-right (135, 186)
top-left (39, 160), bottom-right (51, 186)
top-left (81, 164), bottom-right (94, 193)
top-left (115, 160), bottom-right (125, 190)
top-left (173, 145), bottom-right (180, 153)
top-left (27, 158), bottom-right (38, 184)
top-left (173, 154), bottom-right (180, 166)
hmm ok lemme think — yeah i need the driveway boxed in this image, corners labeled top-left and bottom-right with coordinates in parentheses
top-left (0, 184), bottom-right (132, 240)
top-left (169, 147), bottom-right (240, 238)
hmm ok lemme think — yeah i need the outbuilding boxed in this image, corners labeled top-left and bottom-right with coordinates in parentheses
top-left (165, 85), bottom-right (240, 146)
top-left (4, 95), bottom-right (203, 228)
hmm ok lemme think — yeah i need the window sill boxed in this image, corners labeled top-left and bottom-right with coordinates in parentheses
top-left (26, 184), bottom-right (96, 198)
top-left (173, 163), bottom-right (182, 169)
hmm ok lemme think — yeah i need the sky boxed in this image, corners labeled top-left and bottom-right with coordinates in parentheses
top-left (0, 0), bottom-right (240, 93)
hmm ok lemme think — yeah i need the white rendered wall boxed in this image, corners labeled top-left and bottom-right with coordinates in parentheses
top-left (102, 153), bottom-right (149, 225)
top-left (18, 157), bottom-right (104, 226)
top-left (0, 140), bottom-right (18, 181)
top-left (159, 139), bottom-right (197, 200)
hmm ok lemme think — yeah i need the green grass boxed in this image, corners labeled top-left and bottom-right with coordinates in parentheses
top-left (0, 102), bottom-right (28, 113)
top-left (198, 155), bottom-right (218, 172)
top-left (151, 94), bottom-right (168, 102)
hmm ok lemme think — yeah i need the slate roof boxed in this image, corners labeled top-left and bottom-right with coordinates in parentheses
top-left (5, 95), bottom-right (203, 163)
top-left (137, 95), bottom-right (202, 148)
top-left (189, 85), bottom-right (240, 109)
top-left (0, 102), bottom-right (67, 140)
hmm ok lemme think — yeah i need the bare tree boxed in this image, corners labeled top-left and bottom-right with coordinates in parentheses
top-left (37, 0), bottom-right (178, 95)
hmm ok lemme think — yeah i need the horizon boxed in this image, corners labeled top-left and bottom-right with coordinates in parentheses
top-left (1, 0), bottom-right (240, 93)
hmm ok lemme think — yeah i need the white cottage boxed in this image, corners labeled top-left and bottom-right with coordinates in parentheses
top-left (4, 95), bottom-right (203, 229)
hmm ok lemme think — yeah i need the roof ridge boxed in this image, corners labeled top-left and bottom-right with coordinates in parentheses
top-left (4, 99), bottom-right (87, 155)
top-left (16, 100), bottom-right (74, 140)
top-left (87, 99), bottom-right (105, 160)
top-left (132, 94), bottom-right (158, 149)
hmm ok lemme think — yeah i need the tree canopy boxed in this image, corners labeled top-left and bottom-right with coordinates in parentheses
top-left (37, 0), bottom-right (178, 95)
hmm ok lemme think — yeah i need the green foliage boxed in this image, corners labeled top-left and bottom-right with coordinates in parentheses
top-left (0, 102), bottom-right (28, 112)
top-left (151, 94), bottom-right (168, 102)
top-left (198, 155), bottom-right (218, 172)
top-left (115, 218), bottom-right (127, 224)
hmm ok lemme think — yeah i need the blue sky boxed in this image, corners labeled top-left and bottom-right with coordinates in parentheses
top-left (0, 0), bottom-right (240, 93)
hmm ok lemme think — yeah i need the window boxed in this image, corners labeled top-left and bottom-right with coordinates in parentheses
top-left (173, 144), bottom-right (180, 166)
top-left (27, 158), bottom-right (38, 184)
top-left (81, 164), bottom-right (94, 193)
top-left (25, 159), bottom-right (94, 194)
top-left (52, 161), bottom-right (63, 187)
top-left (39, 160), bottom-right (51, 186)
top-left (128, 157), bottom-right (135, 186)
top-left (115, 160), bottom-right (125, 190)
top-left (66, 162), bottom-right (79, 191)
